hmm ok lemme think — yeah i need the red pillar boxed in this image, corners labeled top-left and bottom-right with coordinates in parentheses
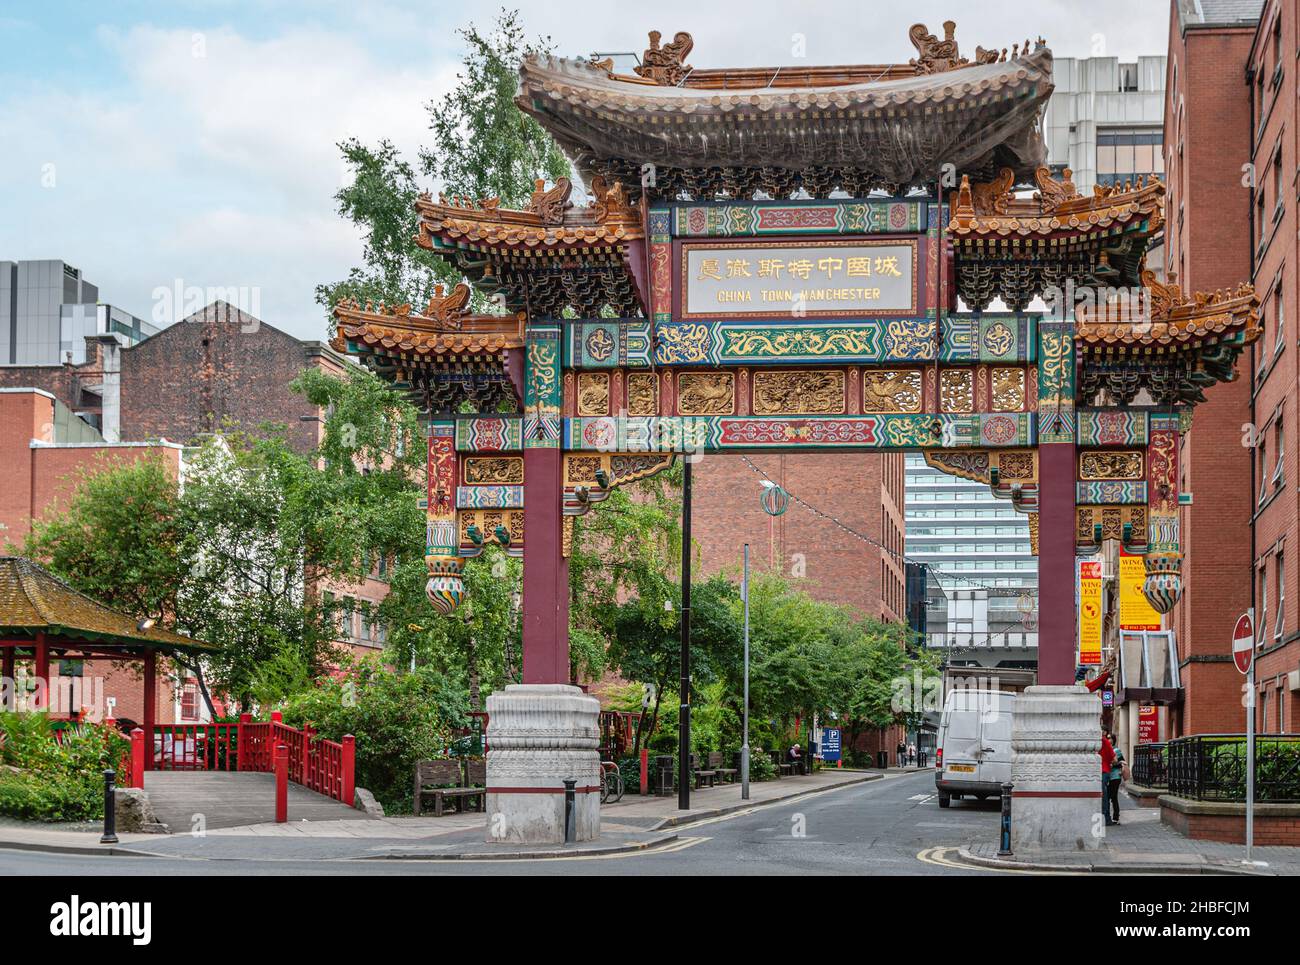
top-left (1038, 441), bottom-right (1077, 686)
top-left (274, 743), bottom-right (288, 823)
top-left (33, 631), bottom-right (49, 712)
top-left (341, 734), bottom-right (356, 807)
top-left (130, 728), bottom-right (145, 789)
top-left (1, 645), bottom-right (14, 709)
top-left (142, 649), bottom-right (156, 771)
top-left (522, 445), bottom-right (570, 683)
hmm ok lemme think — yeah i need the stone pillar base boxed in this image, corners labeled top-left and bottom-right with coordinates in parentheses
top-left (484, 684), bottom-right (601, 844)
top-left (1011, 685), bottom-right (1103, 852)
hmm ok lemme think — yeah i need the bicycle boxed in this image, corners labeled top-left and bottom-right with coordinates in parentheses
top-left (599, 760), bottom-right (624, 804)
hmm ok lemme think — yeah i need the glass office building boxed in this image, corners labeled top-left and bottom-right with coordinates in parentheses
top-left (904, 453), bottom-right (1039, 670)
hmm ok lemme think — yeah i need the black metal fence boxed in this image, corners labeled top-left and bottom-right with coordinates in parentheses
top-left (1166, 734), bottom-right (1300, 803)
top-left (1131, 742), bottom-right (1167, 789)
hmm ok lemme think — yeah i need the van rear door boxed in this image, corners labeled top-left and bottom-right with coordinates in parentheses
top-left (942, 693), bottom-right (981, 779)
top-left (976, 695), bottom-right (1013, 786)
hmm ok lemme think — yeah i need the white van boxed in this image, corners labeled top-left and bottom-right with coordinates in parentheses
top-left (934, 689), bottom-right (1015, 807)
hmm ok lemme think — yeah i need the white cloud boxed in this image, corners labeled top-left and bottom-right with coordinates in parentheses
top-left (1, 2), bottom-right (1172, 340)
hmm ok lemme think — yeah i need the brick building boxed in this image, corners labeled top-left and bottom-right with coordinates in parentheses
top-left (1242, 0), bottom-right (1300, 733)
top-left (0, 302), bottom-right (392, 720)
top-left (0, 387), bottom-right (190, 724)
top-left (1163, 0), bottom-right (1265, 736)
top-left (692, 451), bottom-right (909, 761)
top-left (692, 452), bottom-right (906, 621)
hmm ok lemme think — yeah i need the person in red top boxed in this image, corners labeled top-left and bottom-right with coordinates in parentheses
top-left (1099, 732), bottom-right (1116, 826)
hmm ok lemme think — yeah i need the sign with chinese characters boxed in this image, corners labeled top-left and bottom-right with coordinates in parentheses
top-left (1119, 550), bottom-right (1161, 630)
top-left (1079, 559), bottom-right (1103, 666)
top-left (680, 240), bottom-right (918, 319)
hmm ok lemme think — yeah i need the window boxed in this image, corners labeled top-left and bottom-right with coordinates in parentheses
top-left (1275, 282), bottom-right (1286, 353)
top-left (180, 679), bottom-right (199, 721)
top-left (1274, 417), bottom-right (1285, 487)
top-left (1096, 128), bottom-right (1163, 187)
top-left (1118, 63), bottom-right (1138, 93)
top-left (1259, 565), bottom-right (1269, 649)
top-left (1275, 554), bottom-right (1285, 642)
top-left (1258, 436), bottom-right (1269, 503)
top-left (1274, 144), bottom-right (1285, 221)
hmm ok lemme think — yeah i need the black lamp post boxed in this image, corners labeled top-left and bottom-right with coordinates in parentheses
top-left (678, 456), bottom-right (692, 810)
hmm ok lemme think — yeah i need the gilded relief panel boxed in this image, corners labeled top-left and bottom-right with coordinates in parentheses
top-left (576, 372), bottom-right (610, 416)
top-left (940, 369), bottom-right (975, 413)
top-left (751, 370), bottom-right (846, 415)
top-left (861, 369), bottom-right (922, 413)
top-left (677, 372), bottom-right (735, 415)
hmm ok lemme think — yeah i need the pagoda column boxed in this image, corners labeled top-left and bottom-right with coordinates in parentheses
top-left (486, 322), bottom-right (599, 845)
top-left (520, 322), bottom-right (569, 684)
top-left (1010, 319), bottom-right (1102, 852)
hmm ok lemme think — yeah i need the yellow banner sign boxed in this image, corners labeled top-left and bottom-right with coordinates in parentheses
top-left (1079, 560), bottom-right (1103, 666)
top-left (1119, 551), bottom-right (1161, 631)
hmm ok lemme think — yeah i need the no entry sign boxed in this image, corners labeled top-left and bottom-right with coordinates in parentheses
top-left (1232, 611), bottom-right (1255, 675)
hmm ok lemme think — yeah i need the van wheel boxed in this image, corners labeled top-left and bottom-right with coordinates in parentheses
top-left (937, 793), bottom-right (950, 808)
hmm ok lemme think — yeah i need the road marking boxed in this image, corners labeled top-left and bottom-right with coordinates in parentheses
top-left (908, 794), bottom-right (936, 802)
top-left (915, 846), bottom-right (1081, 875)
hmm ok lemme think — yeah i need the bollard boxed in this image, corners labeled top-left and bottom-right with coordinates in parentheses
top-left (100, 770), bottom-right (118, 844)
top-left (639, 748), bottom-right (648, 796)
top-left (274, 743), bottom-right (289, 823)
top-left (562, 778), bottom-right (577, 843)
top-left (998, 782), bottom-right (1014, 856)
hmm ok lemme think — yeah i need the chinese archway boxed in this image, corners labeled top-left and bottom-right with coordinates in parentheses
top-left (331, 24), bottom-right (1259, 845)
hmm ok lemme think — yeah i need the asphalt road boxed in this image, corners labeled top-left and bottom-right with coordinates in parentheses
top-left (0, 770), bottom-right (1003, 876)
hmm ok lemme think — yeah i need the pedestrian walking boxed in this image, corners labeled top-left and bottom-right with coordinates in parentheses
top-left (1100, 731), bottom-right (1116, 826)
top-left (1107, 733), bottom-right (1126, 825)
top-left (896, 739), bottom-right (906, 768)
top-left (907, 742), bottom-right (916, 766)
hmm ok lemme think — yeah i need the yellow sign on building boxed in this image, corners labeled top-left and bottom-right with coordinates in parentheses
top-left (1079, 560), bottom-right (1103, 666)
top-left (1119, 550), bottom-right (1162, 631)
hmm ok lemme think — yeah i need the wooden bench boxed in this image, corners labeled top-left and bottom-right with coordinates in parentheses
top-left (690, 754), bottom-right (717, 789)
top-left (708, 751), bottom-right (737, 783)
top-left (771, 750), bottom-right (793, 777)
top-left (414, 759), bottom-right (486, 816)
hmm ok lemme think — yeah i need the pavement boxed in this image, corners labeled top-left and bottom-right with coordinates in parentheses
top-left (958, 796), bottom-right (1300, 876)
top-left (4, 768), bottom-right (1298, 874)
top-left (0, 765), bottom-right (884, 862)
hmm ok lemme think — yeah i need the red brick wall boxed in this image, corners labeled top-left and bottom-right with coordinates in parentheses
top-left (1161, 803), bottom-right (1300, 845)
top-left (1243, 0), bottom-right (1300, 736)
top-left (1165, 6), bottom-right (1263, 736)
top-left (118, 301), bottom-right (342, 454)
top-left (691, 452), bottom-right (905, 621)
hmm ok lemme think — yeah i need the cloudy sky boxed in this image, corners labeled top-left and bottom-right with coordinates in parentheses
top-left (1, 1), bottom-right (1171, 342)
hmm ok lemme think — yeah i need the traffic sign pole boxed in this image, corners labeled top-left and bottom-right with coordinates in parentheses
top-left (1232, 609), bottom-right (1256, 865)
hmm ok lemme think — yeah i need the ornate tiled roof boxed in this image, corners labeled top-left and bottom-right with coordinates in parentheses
top-left (949, 169), bottom-right (1165, 238)
top-left (416, 176), bottom-right (642, 253)
top-left (331, 284), bottom-right (526, 361)
top-left (1075, 272), bottom-right (1261, 352)
top-left (516, 25), bottom-right (1053, 194)
top-left (0, 557), bottom-right (209, 651)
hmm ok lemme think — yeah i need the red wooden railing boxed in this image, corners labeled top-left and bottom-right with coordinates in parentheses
top-left (122, 713), bottom-right (355, 807)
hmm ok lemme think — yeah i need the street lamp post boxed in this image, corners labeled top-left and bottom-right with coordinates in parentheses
top-left (741, 542), bottom-right (751, 799)
top-left (678, 457), bottom-right (693, 810)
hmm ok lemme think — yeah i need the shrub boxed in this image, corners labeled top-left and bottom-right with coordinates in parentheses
top-left (0, 713), bottom-right (129, 822)
top-left (279, 659), bottom-right (465, 813)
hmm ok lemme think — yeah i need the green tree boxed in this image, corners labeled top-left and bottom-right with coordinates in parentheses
top-left (24, 367), bottom-right (431, 712)
top-left (317, 8), bottom-right (570, 319)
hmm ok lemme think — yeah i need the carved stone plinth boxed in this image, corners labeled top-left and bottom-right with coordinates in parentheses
top-left (484, 684), bottom-right (601, 844)
top-left (1010, 685), bottom-right (1103, 852)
